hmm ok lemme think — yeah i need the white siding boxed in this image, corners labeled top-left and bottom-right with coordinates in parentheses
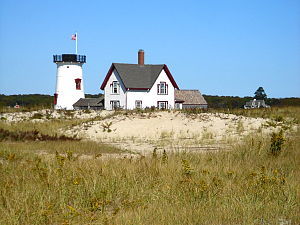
top-left (104, 69), bottom-right (126, 110)
top-left (55, 62), bottom-right (85, 110)
top-left (126, 70), bottom-right (175, 109)
top-left (175, 103), bottom-right (183, 109)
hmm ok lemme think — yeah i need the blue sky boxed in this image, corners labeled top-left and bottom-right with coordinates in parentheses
top-left (0, 0), bottom-right (299, 98)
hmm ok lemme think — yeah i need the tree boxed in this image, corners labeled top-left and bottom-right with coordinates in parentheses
top-left (254, 87), bottom-right (267, 100)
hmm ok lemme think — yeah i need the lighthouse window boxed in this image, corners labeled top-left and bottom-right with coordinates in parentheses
top-left (54, 93), bottom-right (58, 105)
top-left (75, 78), bottom-right (81, 90)
top-left (111, 81), bottom-right (120, 94)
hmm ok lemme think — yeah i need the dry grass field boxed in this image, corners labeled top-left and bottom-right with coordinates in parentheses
top-left (0, 107), bottom-right (299, 224)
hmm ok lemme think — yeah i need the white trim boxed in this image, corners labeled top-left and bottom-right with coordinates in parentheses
top-left (158, 82), bottom-right (168, 95)
top-left (111, 81), bottom-right (120, 94)
top-left (110, 100), bottom-right (120, 109)
top-left (158, 101), bottom-right (168, 109)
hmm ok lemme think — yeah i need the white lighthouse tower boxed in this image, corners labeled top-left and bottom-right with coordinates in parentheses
top-left (53, 54), bottom-right (86, 110)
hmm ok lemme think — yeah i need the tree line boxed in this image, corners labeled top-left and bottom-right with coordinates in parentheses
top-left (0, 94), bottom-right (103, 108)
top-left (202, 95), bottom-right (300, 108)
top-left (0, 94), bottom-right (299, 109)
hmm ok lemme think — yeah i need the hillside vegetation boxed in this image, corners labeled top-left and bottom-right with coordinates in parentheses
top-left (0, 94), bottom-right (103, 109)
top-left (203, 95), bottom-right (300, 108)
top-left (0, 107), bottom-right (299, 224)
top-left (1, 94), bottom-right (299, 110)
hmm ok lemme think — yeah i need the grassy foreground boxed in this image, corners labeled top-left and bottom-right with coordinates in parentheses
top-left (0, 107), bottom-right (299, 224)
top-left (0, 132), bottom-right (299, 225)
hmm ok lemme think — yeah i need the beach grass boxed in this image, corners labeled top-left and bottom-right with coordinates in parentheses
top-left (0, 107), bottom-right (299, 224)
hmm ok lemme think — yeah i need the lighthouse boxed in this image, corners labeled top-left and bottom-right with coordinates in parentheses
top-left (53, 54), bottom-right (86, 110)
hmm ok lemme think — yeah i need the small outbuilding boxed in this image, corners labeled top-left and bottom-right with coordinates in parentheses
top-left (175, 90), bottom-right (208, 109)
top-left (73, 97), bottom-right (104, 110)
top-left (244, 99), bottom-right (269, 109)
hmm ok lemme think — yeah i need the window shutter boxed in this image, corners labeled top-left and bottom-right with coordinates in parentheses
top-left (75, 79), bottom-right (81, 90)
top-left (54, 93), bottom-right (58, 105)
top-left (157, 84), bottom-right (160, 94)
top-left (166, 84), bottom-right (168, 94)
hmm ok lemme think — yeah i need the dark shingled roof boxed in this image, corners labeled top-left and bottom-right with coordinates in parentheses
top-left (175, 90), bottom-right (207, 105)
top-left (114, 63), bottom-right (164, 89)
top-left (100, 63), bottom-right (179, 90)
top-left (73, 97), bottom-right (104, 107)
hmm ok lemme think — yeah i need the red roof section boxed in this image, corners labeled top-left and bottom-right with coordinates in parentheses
top-left (163, 64), bottom-right (179, 89)
top-left (100, 64), bottom-right (114, 90)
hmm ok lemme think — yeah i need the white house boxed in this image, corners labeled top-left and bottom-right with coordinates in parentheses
top-left (244, 99), bottom-right (269, 109)
top-left (100, 50), bottom-right (180, 110)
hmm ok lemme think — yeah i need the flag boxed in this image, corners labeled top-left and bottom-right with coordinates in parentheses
top-left (71, 34), bottom-right (76, 40)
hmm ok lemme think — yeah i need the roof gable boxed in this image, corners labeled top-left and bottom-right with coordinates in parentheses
top-left (100, 63), bottom-right (179, 90)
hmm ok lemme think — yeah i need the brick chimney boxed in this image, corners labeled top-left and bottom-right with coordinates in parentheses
top-left (138, 49), bottom-right (144, 65)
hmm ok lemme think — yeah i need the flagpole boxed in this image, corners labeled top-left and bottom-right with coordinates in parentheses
top-left (76, 32), bottom-right (78, 54)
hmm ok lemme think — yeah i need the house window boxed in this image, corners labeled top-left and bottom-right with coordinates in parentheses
top-left (110, 100), bottom-right (120, 109)
top-left (157, 82), bottom-right (168, 95)
top-left (135, 100), bottom-right (142, 109)
top-left (54, 93), bottom-right (58, 105)
top-left (75, 78), bottom-right (81, 90)
top-left (111, 81), bottom-right (120, 94)
top-left (175, 103), bottom-right (180, 109)
top-left (157, 101), bottom-right (168, 109)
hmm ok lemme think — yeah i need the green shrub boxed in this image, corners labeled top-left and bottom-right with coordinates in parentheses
top-left (152, 147), bottom-right (157, 159)
top-left (102, 121), bottom-right (113, 132)
top-left (0, 128), bottom-right (80, 142)
top-left (181, 159), bottom-right (193, 176)
top-left (83, 109), bottom-right (91, 114)
top-left (30, 113), bottom-right (43, 120)
top-left (64, 110), bottom-right (74, 118)
top-left (162, 149), bottom-right (168, 163)
top-left (274, 115), bottom-right (284, 122)
top-left (270, 130), bottom-right (285, 156)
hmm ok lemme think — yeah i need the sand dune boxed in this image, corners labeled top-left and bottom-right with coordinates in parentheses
top-left (67, 111), bottom-right (276, 154)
